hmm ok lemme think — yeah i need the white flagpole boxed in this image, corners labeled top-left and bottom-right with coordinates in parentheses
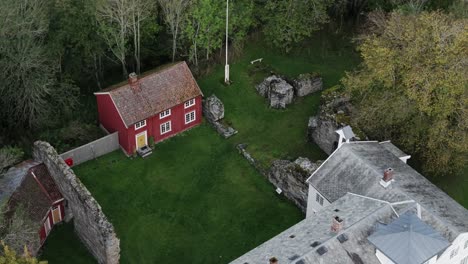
top-left (224, 0), bottom-right (230, 84)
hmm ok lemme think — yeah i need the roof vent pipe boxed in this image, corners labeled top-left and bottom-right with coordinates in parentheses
top-left (269, 257), bottom-right (278, 264)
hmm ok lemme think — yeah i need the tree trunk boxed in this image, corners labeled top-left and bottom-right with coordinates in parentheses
top-left (172, 25), bottom-right (178, 62)
top-left (93, 53), bottom-right (102, 90)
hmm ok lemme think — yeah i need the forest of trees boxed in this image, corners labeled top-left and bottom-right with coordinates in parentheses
top-left (0, 0), bottom-right (465, 176)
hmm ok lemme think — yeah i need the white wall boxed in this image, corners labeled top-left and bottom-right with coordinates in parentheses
top-left (376, 250), bottom-right (395, 264)
top-left (306, 184), bottom-right (331, 218)
top-left (435, 233), bottom-right (468, 264)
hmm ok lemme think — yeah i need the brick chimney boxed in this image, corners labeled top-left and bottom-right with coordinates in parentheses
top-left (128, 72), bottom-right (139, 91)
top-left (380, 167), bottom-right (394, 188)
top-left (331, 216), bottom-right (344, 233)
top-left (269, 257), bottom-right (278, 264)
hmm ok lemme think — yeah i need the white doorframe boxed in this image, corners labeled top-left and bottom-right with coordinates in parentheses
top-left (52, 206), bottom-right (62, 224)
top-left (44, 217), bottom-right (51, 235)
top-left (135, 130), bottom-right (148, 149)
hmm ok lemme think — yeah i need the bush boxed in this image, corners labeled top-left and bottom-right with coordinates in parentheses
top-left (39, 121), bottom-right (105, 153)
top-left (0, 146), bottom-right (23, 172)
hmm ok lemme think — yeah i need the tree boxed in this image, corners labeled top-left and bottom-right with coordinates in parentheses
top-left (0, 0), bottom-right (78, 130)
top-left (0, 147), bottom-right (23, 174)
top-left (0, 206), bottom-right (38, 257)
top-left (129, 0), bottom-right (156, 74)
top-left (184, 0), bottom-right (224, 64)
top-left (47, 0), bottom-right (106, 90)
top-left (0, 241), bottom-right (46, 264)
top-left (158, 0), bottom-right (191, 62)
top-left (343, 11), bottom-right (468, 176)
top-left (262, 0), bottom-right (333, 52)
top-left (96, 0), bottom-right (132, 77)
top-left (184, 0), bottom-right (254, 65)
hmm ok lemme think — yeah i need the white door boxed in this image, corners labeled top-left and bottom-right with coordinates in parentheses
top-left (44, 217), bottom-right (51, 235)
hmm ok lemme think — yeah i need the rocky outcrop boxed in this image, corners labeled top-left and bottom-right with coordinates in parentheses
top-left (256, 75), bottom-right (295, 109)
top-left (203, 94), bottom-right (224, 122)
top-left (268, 157), bottom-right (322, 213)
top-left (308, 86), bottom-right (362, 155)
top-left (212, 121), bottom-right (238, 138)
top-left (269, 80), bottom-right (294, 109)
top-left (256, 73), bottom-right (323, 109)
top-left (33, 141), bottom-right (120, 264)
top-left (255, 75), bottom-right (283, 97)
top-left (203, 95), bottom-right (237, 139)
top-left (292, 73), bottom-right (323, 97)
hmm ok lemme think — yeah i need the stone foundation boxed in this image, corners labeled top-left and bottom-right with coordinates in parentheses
top-left (33, 141), bottom-right (120, 264)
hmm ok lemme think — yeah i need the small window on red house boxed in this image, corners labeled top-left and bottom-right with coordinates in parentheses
top-left (184, 98), bottom-right (195, 108)
top-left (159, 109), bottom-right (171, 119)
top-left (185, 111), bottom-right (196, 124)
top-left (135, 120), bottom-right (146, 130)
top-left (160, 121), bottom-right (171, 134)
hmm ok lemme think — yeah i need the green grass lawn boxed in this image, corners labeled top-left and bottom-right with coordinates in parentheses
top-left (50, 124), bottom-right (303, 264)
top-left (199, 30), bottom-right (360, 168)
top-left (40, 222), bottom-right (96, 263)
top-left (41, 30), bottom-right (360, 263)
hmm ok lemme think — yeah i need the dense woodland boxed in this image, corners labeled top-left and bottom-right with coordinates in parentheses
top-left (0, 0), bottom-right (466, 179)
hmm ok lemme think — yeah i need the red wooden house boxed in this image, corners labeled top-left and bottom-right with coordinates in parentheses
top-left (94, 61), bottom-right (203, 155)
top-left (6, 163), bottom-right (65, 255)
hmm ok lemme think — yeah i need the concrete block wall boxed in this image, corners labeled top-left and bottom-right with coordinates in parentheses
top-left (60, 132), bottom-right (119, 167)
top-left (33, 141), bottom-right (120, 264)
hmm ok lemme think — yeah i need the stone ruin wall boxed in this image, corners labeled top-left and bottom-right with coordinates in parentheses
top-left (33, 141), bottom-right (120, 264)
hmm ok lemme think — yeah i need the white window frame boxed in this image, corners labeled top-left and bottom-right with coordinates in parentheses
top-left (135, 120), bottom-right (146, 130)
top-left (52, 206), bottom-right (62, 224)
top-left (185, 111), bottom-right (196, 124)
top-left (184, 98), bottom-right (195, 109)
top-left (44, 217), bottom-right (51, 235)
top-left (451, 247), bottom-right (459, 259)
top-left (135, 131), bottom-right (148, 149)
top-left (159, 109), bottom-right (171, 119)
top-left (316, 193), bottom-right (324, 206)
top-left (160, 121), bottom-right (171, 135)
top-left (461, 256), bottom-right (468, 264)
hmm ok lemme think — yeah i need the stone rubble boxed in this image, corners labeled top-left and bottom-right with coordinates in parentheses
top-left (292, 73), bottom-right (323, 97)
top-left (202, 94), bottom-right (238, 139)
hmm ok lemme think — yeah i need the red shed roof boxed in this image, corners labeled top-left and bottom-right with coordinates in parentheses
top-left (7, 164), bottom-right (62, 225)
top-left (97, 61), bottom-right (203, 127)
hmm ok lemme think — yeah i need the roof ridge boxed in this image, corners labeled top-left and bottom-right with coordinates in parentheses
top-left (105, 61), bottom-right (186, 93)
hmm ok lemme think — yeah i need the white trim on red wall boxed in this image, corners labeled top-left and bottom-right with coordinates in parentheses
top-left (185, 110), bottom-right (196, 124)
top-left (135, 130), bottom-right (148, 149)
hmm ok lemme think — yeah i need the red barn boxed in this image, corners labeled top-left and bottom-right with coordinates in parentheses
top-left (5, 163), bottom-right (65, 255)
top-left (94, 61), bottom-right (203, 155)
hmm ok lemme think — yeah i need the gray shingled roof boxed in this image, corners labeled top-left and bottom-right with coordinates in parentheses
top-left (230, 193), bottom-right (396, 264)
top-left (307, 142), bottom-right (468, 236)
top-left (379, 141), bottom-right (408, 158)
top-left (0, 160), bottom-right (39, 204)
top-left (368, 211), bottom-right (450, 264)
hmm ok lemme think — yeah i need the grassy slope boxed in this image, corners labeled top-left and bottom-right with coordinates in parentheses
top-left (71, 124), bottom-right (303, 263)
top-left (199, 30), bottom-right (360, 168)
top-left (41, 30), bottom-right (361, 263)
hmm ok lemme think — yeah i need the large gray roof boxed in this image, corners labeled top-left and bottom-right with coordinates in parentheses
top-left (368, 211), bottom-right (450, 264)
top-left (307, 142), bottom-right (468, 235)
top-left (230, 193), bottom-right (397, 264)
top-left (379, 141), bottom-right (408, 159)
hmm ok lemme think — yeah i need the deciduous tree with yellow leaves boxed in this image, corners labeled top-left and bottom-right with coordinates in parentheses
top-left (343, 11), bottom-right (467, 176)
